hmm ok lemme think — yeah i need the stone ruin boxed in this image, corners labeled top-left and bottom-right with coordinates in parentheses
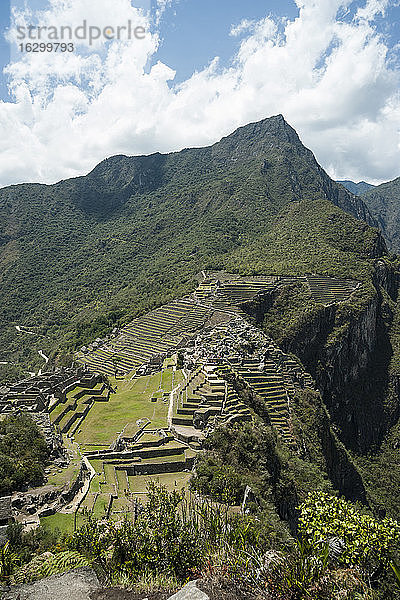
top-left (176, 317), bottom-right (317, 445)
top-left (0, 367), bottom-right (106, 458)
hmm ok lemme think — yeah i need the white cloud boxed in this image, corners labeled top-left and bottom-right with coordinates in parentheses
top-left (153, 0), bottom-right (177, 25)
top-left (356, 0), bottom-right (389, 22)
top-left (230, 19), bottom-right (256, 37)
top-left (0, 0), bottom-right (400, 187)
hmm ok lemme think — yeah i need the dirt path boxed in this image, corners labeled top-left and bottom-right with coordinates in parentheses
top-left (38, 350), bottom-right (49, 363)
top-left (15, 325), bottom-right (36, 335)
top-left (61, 457), bottom-right (96, 515)
top-left (168, 374), bottom-right (185, 429)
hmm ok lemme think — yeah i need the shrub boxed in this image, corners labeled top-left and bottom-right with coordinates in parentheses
top-left (298, 491), bottom-right (400, 575)
top-left (0, 414), bottom-right (49, 494)
top-left (67, 481), bottom-right (274, 585)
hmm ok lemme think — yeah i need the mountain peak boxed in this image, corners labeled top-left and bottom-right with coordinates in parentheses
top-left (221, 113), bottom-right (299, 145)
top-left (337, 180), bottom-right (375, 196)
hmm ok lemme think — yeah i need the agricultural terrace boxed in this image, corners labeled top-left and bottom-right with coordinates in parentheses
top-left (72, 369), bottom-right (183, 452)
top-left (43, 368), bottom-right (188, 531)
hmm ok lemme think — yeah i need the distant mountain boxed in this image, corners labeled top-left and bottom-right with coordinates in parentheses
top-left (337, 180), bottom-right (376, 196)
top-left (362, 177), bottom-right (400, 251)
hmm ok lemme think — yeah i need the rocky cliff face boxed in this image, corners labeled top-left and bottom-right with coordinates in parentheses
top-left (374, 258), bottom-right (400, 299)
top-left (259, 260), bottom-right (400, 454)
top-left (363, 176), bottom-right (400, 252)
top-left (295, 297), bottom-right (382, 452)
top-left (319, 170), bottom-right (378, 228)
top-left (319, 262), bottom-right (400, 452)
top-left (317, 404), bottom-right (367, 503)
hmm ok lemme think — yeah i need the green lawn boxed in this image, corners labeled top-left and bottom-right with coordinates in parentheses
top-left (89, 459), bottom-right (104, 475)
top-left (73, 371), bottom-right (179, 446)
top-left (80, 444), bottom-right (108, 453)
top-left (173, 370), bottom-right (184, 387)
top-left (116, 468), bottom-right (129, 492)
top-left (103, 463), bottom-right (117, 488)
top-left (81, 491), bottom-right (97, 511)
top-left (161, 370), bottom-right (173, 389)
top-left (41, 512), bottom-right (86, 534)
top-left (49, 399), bottom-right (70, 421)
top-left (140, 454), bottom-right (184, 464)
top-left (128, 472), bottom-right (192, 496)
top-left (90, 493), bottom-right (110, 518)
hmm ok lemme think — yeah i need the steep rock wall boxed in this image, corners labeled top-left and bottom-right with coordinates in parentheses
top-left (226, 369), bottom-right (367, 521)
top-left (258, 261), bottom-right (400, 453)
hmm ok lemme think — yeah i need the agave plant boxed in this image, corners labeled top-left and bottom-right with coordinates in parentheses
top-left (0, 541), bottom-right (21, 582)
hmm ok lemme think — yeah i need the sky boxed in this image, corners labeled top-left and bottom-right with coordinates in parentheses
top-left (0, 0), bottom-right (400, 188)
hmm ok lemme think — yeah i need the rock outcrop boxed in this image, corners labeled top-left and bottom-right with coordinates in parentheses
top-left (0, 568), bottom-right (100, 600)
top-left (167, 580), bottom-right (209, 600)
top-left (259, 260), bottom-right (400, 453)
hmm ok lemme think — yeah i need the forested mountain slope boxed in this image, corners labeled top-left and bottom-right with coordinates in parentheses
top-left (362, 177), bottom-right (400, 252)
top-left (0, 115), bottom-right (379, 377)
top-left (337, 180), bottom-right (375, 195)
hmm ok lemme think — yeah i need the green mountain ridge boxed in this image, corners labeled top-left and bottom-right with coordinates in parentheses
top-left (0, 114), bottom-right (382, 378)
top-left (362, 176), bottom-right (400, 252)
top-left (337, 179), bottom-right (376, 195)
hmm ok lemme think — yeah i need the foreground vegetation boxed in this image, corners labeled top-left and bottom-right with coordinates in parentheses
top-left (2, 483), bottom-right (399, 599)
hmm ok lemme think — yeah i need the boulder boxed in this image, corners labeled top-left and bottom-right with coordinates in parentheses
top-left (167, 580), bottom-right (210, 600)
top-left (0, 568), bottom-right (100, 600)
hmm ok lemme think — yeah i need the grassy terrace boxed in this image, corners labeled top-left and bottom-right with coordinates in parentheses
top-left (128, 472), bottom-right (192, 501)
top-left (77, 300), bottom-right (212, 376)
top-left (72, 370), bottom-right (181, 451)
top-left (41, 512), bottom-right (85, 534)
top-left (40, 368), bottom-right (189, 535)
top-left (50, 383), bottom-right (104, 415)
top-left (72, 367), bottom-right (193, 521)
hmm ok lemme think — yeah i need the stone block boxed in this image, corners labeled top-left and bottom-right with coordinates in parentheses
top-left (167, 579), bottom-right (210, 600)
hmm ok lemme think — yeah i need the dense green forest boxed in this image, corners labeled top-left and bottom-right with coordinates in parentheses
top-left (0, 414), bottom-right (49, 495)
top-left (362, 176), bottom-right (400, 252)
